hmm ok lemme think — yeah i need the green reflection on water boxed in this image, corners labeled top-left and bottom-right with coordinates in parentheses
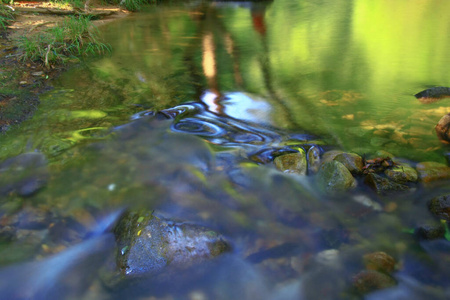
top-left (3, 0), bottom-right (448, 163)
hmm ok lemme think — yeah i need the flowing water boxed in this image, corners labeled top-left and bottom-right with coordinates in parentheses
top-left (1, 1), bottom-right (450, 299)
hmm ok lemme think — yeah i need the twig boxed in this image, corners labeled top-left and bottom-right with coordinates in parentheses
top-left (44, 44), bottom-right (52, 69)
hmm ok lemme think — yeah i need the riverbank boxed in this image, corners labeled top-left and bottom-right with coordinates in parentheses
top-left (0, 1), bottom-right (130, 132)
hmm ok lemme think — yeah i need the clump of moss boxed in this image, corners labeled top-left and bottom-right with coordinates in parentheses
top-left (17, 16), bottom-right (111, 67)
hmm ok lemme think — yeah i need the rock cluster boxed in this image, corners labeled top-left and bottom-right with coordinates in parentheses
top-left (273, 148), bottom-right (450, 195)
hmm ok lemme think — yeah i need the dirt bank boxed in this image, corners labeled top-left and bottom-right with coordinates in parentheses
top-left (0, 1), bottom-right (129, 132)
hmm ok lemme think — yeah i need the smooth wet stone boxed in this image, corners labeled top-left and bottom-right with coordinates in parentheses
top-left (333, 152), bottom-right (364, 174)
top-left (274, 149), bottom-right (307, 175)
top-left (0, 152), bottom-right (49, 197)
top-left (435, 113), bottom-right (450, 144)
top-left (416, 162), bottom-right (450, 183)
top-left (363, 251), bottom-right (396, 274)
top-left (428, 194), bottom-right (450, 222)
top-left (384, 164), bottom-right (418, 183)
top-left (113, 210), bottom-right (231, 278)
top-left (317, 161), bottom-right (356, 193)
top-left (352, 270), bottom-right (396, 294)
top-left (307, 146), bottom-right (321, 174)
top-left (364, 173), bottom-right (409, 194)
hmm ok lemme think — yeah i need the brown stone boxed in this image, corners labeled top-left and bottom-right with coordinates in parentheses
top-left (435, 113), bottom-right (450, 144)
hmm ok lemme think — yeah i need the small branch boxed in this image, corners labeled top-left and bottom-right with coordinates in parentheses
top-left (44, 44), bottom-right (52, 69)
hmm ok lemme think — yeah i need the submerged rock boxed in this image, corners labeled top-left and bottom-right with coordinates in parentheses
top-left (415, 223), bottom-right (445, 240)
top-left (352, 270), bottom-right (396, 294)
top-left (110, 210), bottom-right (231, 281)
top-left (416, 162), bottom-right (450, 183)
top-left (0, 152), bottom-right (49, 197)
top-left (317, 161), bottom-right (356, 193)
top-left (435, 113), bottom-right (450, 144)
top-left (364, 173), bottom-right (409, 194)
top-left (333, 152), bottom-right (364, 175)
top-left (273, 149), bottom-right (307, 175)
top-left (427, 194), bottom-right (450, 222)
top-left (363, 251), bottom-right (396, 274)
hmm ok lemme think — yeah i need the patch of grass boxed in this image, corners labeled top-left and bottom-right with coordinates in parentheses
top-left (17, 16), bottom-right (111, 67)
top-left (105, 0), bottom-right (157, 12)
top-left (118, 0), bottom-right (147, 12)
top-left (0, 4), bottom-right (14, 30)
top-left (50, 0), bottom-right (85, 10)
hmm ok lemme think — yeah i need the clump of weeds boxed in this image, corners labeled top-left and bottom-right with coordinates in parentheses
top-left (0, 2), bottom-right (15, 30)
top-left (16, 16), bottom-right (111, 68)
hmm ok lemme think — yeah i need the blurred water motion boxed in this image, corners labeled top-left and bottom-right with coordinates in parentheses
top-left (0, 210), bottom-right (122, 300)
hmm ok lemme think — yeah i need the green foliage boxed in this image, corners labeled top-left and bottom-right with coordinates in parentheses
top-left (0, 4), bottom-right (14, 30)
top-left (118, 0), bottom-right (147, 12)
top-left (51, 0), bottom-right (85, 9)
top-left (105, 0), bottom-right (157, 12)
top-left (17, 16), bottom-right (111, 66)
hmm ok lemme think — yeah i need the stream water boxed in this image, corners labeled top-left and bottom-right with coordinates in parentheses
top-left (1, 1), bottom-right (450, 299)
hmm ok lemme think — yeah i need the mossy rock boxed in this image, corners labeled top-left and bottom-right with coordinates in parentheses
top-left (384, 164), bottom-right (418, 183)
top-left (274, 149), bottom-right (307, 175)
